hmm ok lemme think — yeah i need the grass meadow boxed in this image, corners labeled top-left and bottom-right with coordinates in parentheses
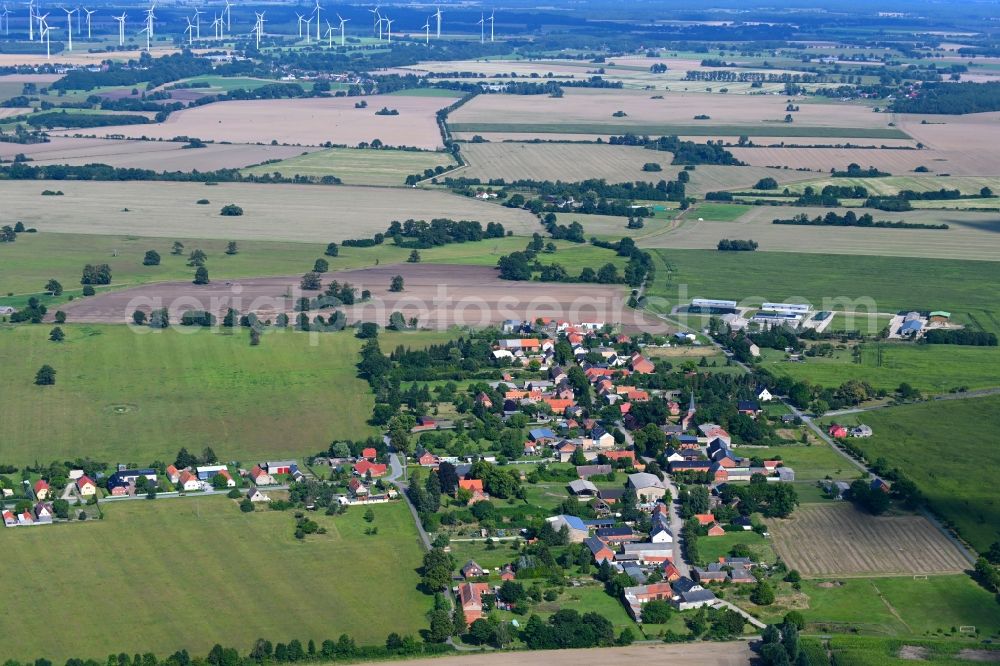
top-left (822, 395), bottom-right (1000, 552)
top-left (0, 497), bottom-right (430, 662)
top-left (0, 325), bottom-right (378, 466)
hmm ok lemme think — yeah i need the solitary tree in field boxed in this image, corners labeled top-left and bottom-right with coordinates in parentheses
top-left (313, 258), bottom-right (329, 273)
top-left (49, 327), bottom-right (64, 342)
top-left (54, 311), bottom-right (66, 324)
top-left (132, 310), bottom-right (147, 325)
top-left (407, 250), bottom-right (421, 263)
top-left (45, 279), bottom-right (63, 296)
top-left (226, 241), bottom-right (239, 255)
top-left (389, 275), bottom-right (404, 292)
top-left (171, 241), bottom-right (185, 255)
top-left (325, 242), bottom-right (339, 257)
top-left (82, 285), bottom-right (95, 296)
top-left (35, 364), bottom-right (56, 385)
top-left (194, 266), bottom-right (209, 285)
top-left (187, 249), bottom-right (207, 267)
top-left (220, 204), bottom-right (244, 216)
top-left (300, 272), bottom-right (322, 290)
top-left (143, 250), bottom-right (161, 266)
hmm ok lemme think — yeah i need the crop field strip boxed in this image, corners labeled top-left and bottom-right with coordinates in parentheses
top-left (448, 123), bottom-right (910, 139)
top-left (242, 146), bottom-right (457, 186)
top-left (458, 142), bottom-right (674, 183)
top-left (769, 504), bottom-right (969, 577)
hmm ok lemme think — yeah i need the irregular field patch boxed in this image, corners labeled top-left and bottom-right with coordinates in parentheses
top-left (768, 503), bottom-right (969, 577)
top-left (242, 146), bottom-right (456, 186)
top-left (0, 497), bottom-right (428, 662)
top-left (458, 142), bottom-right (674, 183)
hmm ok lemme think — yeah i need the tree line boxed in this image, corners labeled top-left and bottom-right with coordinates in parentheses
top-left (773, 211), bottom-right (948, 230)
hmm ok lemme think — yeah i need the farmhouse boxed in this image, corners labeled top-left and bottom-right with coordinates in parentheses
top-left (33, 479), bottom-right (50, 500)
top-left (246, 486), bottom-right (271, 502)
top-left (76, 475), bottom-right (97, 496)
top-left (178, 470), bottom-right (201, 492)
top-left (461, 560), bottom-right (486, 579)
top-left (354, 459), bottom-right (387, 477)
top-left (265, 460), bottom-right (297, 476)
top-left (250, 465), bottom-right (276, 486)
top-left (457, 582), bottom-right (491, 624)
top-left (584, 536), bottom-right (616, 564)
top-left (628, 473), bottom-right (667, 503)
top-left (546, 514), bottom-right (588, 543)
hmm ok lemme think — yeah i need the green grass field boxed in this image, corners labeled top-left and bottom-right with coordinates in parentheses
top-left (696, 531), bottom-right (777, 566)
top-left (760, 343), bottom-right (1000, 394)
top-left (0, 497), bottom-right (430, 662)
top-left (649, 250), bottom-right (1000, 334)
top-left (797, 575), bottom-right (1000, 637)
top-left (822, 395), bottom-right (1000, 552)
top-left (744, 443), bottom-right (858, 481)
top-left (692, 203), bottom-right (752, 221)
top-left (825, 635), bottom-right (1000, 666)
top-left (242, 147), bottom-right (456, 186)
top-left (447, 123), bottom-right (910, 139)
top-left (0, 325), bottom-right (377, 466)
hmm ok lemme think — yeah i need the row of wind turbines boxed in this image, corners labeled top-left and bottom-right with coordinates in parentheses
top-left (5, 1), bottom-right (498, 60)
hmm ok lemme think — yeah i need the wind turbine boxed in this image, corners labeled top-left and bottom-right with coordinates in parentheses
top-left (223, 0), bottom-right (231, 32)
top-left (433, 6), bottom-right (441, 38)
top-left (139, 6), bottom-right (154, 50)
top-left (323, 19), bottom-right (332, 47)
top-left (488, 9), bottom-right (494, 42)
top-left (211, 13), bottom-right (220, 38)
top-left (312, 0), bottom-right (320, 41)
top-left (40, 19), bottom-right (51, 58)
top-left (302, 14), bottom-right (311, 42)
top-left (27, 0), bottom-right (33, 40)
top-left (61, 6), bottom-right (75, 50)
top-left (83, 7), bottom-right (93, 38)
top-left (253, 10), bottom-right (264, 49)
top-left (0, 6), bottom-right (9, 36)
top-left (421, 17), bottom-right (429, 44)
top-left (336, 12), bottom-right (347, 46)
top-left (183, 15), bottom-right (193, 44)
top-left (192, 7), bottom-right (201, 39)
top-left (75, 4), bottom-right (80, 34)
top-left (477, 12), bottom-right (484, 44)
top-left (368, 5), bottom-right (379, 39)
top-left (114, 11), bottom-right (125, 46)
top-left (295, 12), bottom-right (303, 38)
top-left (383, 16), bottom-right (391, 43)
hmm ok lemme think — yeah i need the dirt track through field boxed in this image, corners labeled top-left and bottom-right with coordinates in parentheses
top-left (769, 503), bottom-right (969, 577)
top-left (57, 264), bottom-right (670, 333)
top-left (362, 642), bottom-right (754, 666)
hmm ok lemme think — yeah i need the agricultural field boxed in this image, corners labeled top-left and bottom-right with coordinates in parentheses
top-left (741, 443), bottom-right (857, 482)
top-left (448, 89), bottom-right (907, 139)
top-left (0, 136), bottom-right (315, 170)
top-left (643, 206), bottom-right (1000, 262)
top-left (243, 146), bottom-right (456, 186)
top-left (797, 575), bottom-right (1000, 637)
top-left (458, 142), bottom-right (673, 183)
top-left (647, 250), bottom-right (1000, 333)
top-left (768, 503), bottom-right (970, 577)
top-left (0, 497), bottom-right (429, 662)
top-left (0, 180), bottom-right (538, 242)
top-left (825, 395), bottom-right (1000, 552)
top-left (760, 343), bottom-right (1000, 394)
top-left (728, 147), bottom-right (937, 174)
top-left (0, 325), bottom-right (378, 465)
top-left (775, 175), bottom-right (1000, 198)
top-left (683, 165), bottom-right (817, 197)
top-left (54, 92), bottom-right (460, 148)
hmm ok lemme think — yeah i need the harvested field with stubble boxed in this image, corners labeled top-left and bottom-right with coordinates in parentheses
top-left (56, 264), bottom-right (669, 333)
top-left (243, 146), bottom-right (456, 186)
top-left (0, 137), bottom-right (316, 170)
top-left (57, 93), bottom-right (459, 148)
top-left (449, 89), bottom-right (903, 138)
top-left (769, 503), bottom-right (969, 577)
top-left (0, 180), bottom-right (537, 242)
top-left (646, 205), bottom-right (1000, 261)
top-left (728, 147), bottom-right (936, 174)
top-left (459, 142), bottom-right (675, 183)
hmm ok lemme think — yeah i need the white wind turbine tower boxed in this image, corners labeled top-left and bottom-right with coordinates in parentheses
top-left (302, 14), bottom-right (311, 42)
top-left (312, 0), bottom-right (321, 41)
top-left (61, 6), bottom-right (75, 50)
top-left (336, 13), bottom-right (347, 46)
top-left (383, 15), bottom-right (391, 43)
top-left (477, 12), bottom-right (483, 44)
top-left (421, 17), bottom-right (429, 44)
top-left (488, 9), bottom-right (494, 42)
top-left (295, 12), bottom-right (303, 38)
top-left (183, 15), bottom-right (193, 44)
top-left (114, 11), bottom-right (125, 46)
top-left (192, 7), bottom-right (201, 39)
top-left (75, 4), bottom-right (80, 34)
top-left (0, 6), bottom-right (9, 36)
top-left (253, 10), bottom-right (264, 49)
top-left (83, 7), bottom-right (93, 38)
top-left (367, 5), bottom-right (379, 39)
top-left (323, 19), bottom-right (332, 47)
top-left (433, 6), bottom-right (441, 38)
top-left (224, 0), bottom-right (231, 32)
top-left (37, 12), bottom-right (50, 57)
top-left (211, 13), bottom-right (220, 38)
top-left (28, 0), bottom-right (34, 40)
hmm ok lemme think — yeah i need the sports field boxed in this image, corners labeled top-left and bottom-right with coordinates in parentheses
top-left (0, 325), bottom-right (377, 465)
top-left (0, 497), bottom-right (429, 662)
top-left (0, 180), bottom-right (538, 243)
top-left (769, 503), bottom-right (969, 577)
top-left (825, 395), bottom-right (1000, 552)
top-left (243, 146), bottom-right (456, 186)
